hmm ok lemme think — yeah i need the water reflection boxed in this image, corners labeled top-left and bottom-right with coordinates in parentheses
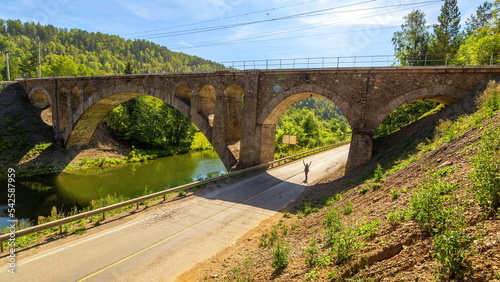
top-left (0, 150), bottom-right (225, 228)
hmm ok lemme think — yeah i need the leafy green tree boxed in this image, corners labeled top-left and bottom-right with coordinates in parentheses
top-left (455, 1), bottom-right (500, 65)
top-left (19, 53), bottom-right (37, 78)
top-left (392, 10), bottom-right (430, 66)
top-left (463, 1), bottom-right (493, 37)
top-left (429, 0), bottom-right (462, 57)
top-left (104, 96), bottom-right (195, 150)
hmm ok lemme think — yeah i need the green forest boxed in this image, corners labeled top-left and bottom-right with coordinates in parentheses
top-left (0, 19), bottom-right (223, 80)
top-left (1, 0), bottom-right (499, 158)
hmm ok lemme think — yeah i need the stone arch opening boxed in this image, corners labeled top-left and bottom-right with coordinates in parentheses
top-left (198, 85), bottom-right (216, 127)
top-left (66, 92), bottom-right (144, 149)
top-left (29, 89), bottom-right (53, 126)
top-left (65, 91), bottom-right (229, 168)
top-left (261, 92), bottom-right (351, 161)
top-left (175, 85), bottom-right (192, 105)
top-left (373, 84), bottom-right (467, 131)
top-left (374, 100), bottom-right (442, 138)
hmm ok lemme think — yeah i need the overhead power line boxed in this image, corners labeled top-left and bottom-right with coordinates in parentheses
top-left (165, 1), bottom-right (440, 50)
top-left (120, 0), bottom-right (324, 37)
top-left (127, 0), bottom-right (378, 40)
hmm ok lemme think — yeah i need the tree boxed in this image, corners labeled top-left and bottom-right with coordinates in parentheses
top-left (463, 1), bottom-right (493, 37)
top-left (429, 0), bottom-right (462, 58)
top-left (455, 0), bottom-right (500, 65)
top-left (124, 61), bottom-right (133, 74)
top-left (392, 10), bottom-right (430, 66)
top-left (19, 53), bottom-right (37, 78)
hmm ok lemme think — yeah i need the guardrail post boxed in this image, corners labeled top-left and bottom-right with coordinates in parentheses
top-left (59, 225), bottom-right (63, 234)
top-left (102, 213), bottom-right (105, 221)
top-left (1, 241), bottom-right (3, 252)
top-left (336, 57), bottom-right (340, 68)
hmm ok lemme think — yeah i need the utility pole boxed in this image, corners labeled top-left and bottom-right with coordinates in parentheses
top-left (37, 42), bottom-right (41, 78)
top-left (4, 50), bottom-right (10, 81)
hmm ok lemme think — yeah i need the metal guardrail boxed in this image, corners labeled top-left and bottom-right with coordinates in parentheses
top-left (0, 140), bottom-right (350, 249)
top-left (217, 52), bottom-right (500, 70)
top-left (13, 53), bottom-right (500, 79)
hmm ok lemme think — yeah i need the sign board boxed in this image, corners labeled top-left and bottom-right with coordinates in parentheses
top-left (282, 135), bottom-right (297, 145)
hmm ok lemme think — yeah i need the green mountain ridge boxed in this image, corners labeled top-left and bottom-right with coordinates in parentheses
top-left (0, 19), bottom-right (224, 80)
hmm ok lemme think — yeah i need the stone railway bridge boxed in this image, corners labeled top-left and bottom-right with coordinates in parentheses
top-left (18, 66), bottom-right (500, 173)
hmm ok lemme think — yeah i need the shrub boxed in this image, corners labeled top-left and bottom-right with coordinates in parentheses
top-left (323, 209), bottom-right (343, 245)
top-left (373, 163), bottom-right (385, 182)
top-left (386, 208), bottom-right (408, 225)
top-left (469, 125), bottom-right (500, 216)
top-left (358, 186), bottom-right (370, 195)
top-left (409, 181), bottom-right (460, 234)
top-left (342, 201), bottom-right (353, 215)
top-left (432, 230), bottom-right (471, 280)
top-left (304, 241), bottom-right (320, 267)
top-left (371, 182), bottom-right (383, 190)
top-left (390, 189), bottom-right (400, 200)
top-left (272, 241), bottom-right (290, 274)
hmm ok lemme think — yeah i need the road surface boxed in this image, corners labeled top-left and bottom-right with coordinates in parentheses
top-left (0, 145), bottom-right (349, 282)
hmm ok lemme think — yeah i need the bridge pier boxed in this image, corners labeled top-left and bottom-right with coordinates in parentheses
top-left (345, 130), bottom-right (374, 173)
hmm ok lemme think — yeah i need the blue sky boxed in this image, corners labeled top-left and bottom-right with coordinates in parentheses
top-left (0, 0), bottom-right (481, 63)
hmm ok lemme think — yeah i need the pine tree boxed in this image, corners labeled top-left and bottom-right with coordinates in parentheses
top-left (430, 0), bottom-right (462, 58)
top-left (124, 62), bottom-right (133, 74)
top-left (392, 9), bottom-right (430, 66)
top-left (463, 1), bottom-right (493, 36)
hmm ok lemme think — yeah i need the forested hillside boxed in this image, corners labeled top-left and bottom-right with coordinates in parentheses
top-left (0, 19), bottom-right (223, 80)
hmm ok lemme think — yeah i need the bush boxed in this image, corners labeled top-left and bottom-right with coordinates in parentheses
top-left (323, 209), bottom-right (342, 245)
top-left (272, 241), bottom-right (290, 274)
top-left (469, 124), bottom-right (500, 216)
top-left (409, 181), bottom-right (460, 234)
top-left (358, 185), bottom-right (370, 195)
top-left (432, 230), bottom-right (471, 280)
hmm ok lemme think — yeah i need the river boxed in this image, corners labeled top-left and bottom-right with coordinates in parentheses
top-left (0, 150), bottom-right (226, 229)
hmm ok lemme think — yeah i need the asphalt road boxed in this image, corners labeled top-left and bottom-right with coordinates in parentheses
top-left (0, 145), bottom-right (349, 282)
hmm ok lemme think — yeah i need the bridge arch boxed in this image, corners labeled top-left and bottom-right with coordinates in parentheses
top-left (197, 84), bottom-right (217, 127)
top-left (372, 84), bottom-right (469, 130)
top-left (29, 88), bottom-right (52, 109)
top-left (66, 91), bottom-right (213, 159)
top-left (260, 84), bottom-right (355, 128)
top-left (175, 85), bottom-right (192, 105)
top-left (256, 85), bottom-right (352, 165)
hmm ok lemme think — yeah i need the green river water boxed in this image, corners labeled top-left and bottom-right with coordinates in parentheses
top-left (0, 150), bottom-right (226, 228)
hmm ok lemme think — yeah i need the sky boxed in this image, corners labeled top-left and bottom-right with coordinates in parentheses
top-left (0, 0), bottom-right (482, 64)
